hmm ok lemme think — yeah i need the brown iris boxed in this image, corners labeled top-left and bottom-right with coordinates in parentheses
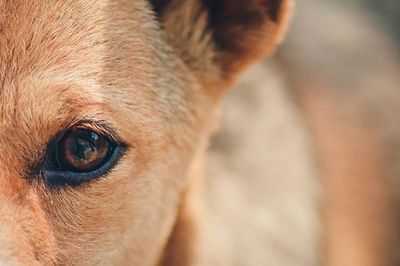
top-left (56, 129), bottom-right (111, 172)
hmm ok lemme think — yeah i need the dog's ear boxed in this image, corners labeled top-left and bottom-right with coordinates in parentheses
top-left (150, 0), bottom-right (293, 92)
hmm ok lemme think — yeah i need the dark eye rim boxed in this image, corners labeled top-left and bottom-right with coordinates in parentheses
top-left (41, 125), bottom-right (127, 188)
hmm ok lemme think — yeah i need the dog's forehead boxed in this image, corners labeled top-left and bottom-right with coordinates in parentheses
top-left (0, 0), bottom-right (104, 151)
top-left (0, 0), bottom-right (107, 80)
top-left (0, 0), bottom-right (178, 162)
top-left (0, 0), bottom-right (162, 84)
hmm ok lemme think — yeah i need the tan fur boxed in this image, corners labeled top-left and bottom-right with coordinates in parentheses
top-left (0, 0), bottom-right (292, 265)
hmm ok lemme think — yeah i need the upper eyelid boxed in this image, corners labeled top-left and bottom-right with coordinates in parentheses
top-left (48, 119), bottom-right (127, 151)
top-left (71, 120), bottom-right (124, 144)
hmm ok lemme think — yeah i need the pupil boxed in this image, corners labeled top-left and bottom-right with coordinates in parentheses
top-left (57, 129), bottom-right (111, 172)
top-left (74, 137), bottom-right (96, 161)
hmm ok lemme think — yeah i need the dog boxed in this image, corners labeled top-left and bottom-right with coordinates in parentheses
top-left (0, 0), bottom-right (293, 264)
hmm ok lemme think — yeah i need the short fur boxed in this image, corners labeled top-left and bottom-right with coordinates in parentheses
top-left (0, 0), bottom-right (292, 265)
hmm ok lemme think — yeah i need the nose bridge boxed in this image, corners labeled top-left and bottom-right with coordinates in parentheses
top-left (0, 200), bottom-right (34, 265)
top-left (0, 160), bottom-right (28, 204)
top-left (0, 170), bottom-right (57, 265)
top-left (0, 187), bottom-right (39, 264)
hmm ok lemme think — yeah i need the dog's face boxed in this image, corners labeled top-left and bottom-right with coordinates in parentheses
top-left (0, 0), bottom-right (292, 264)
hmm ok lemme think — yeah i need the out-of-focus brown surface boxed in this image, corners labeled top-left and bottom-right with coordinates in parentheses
top-left (205, 63), bottom-right (320, 266)
top-left (205, 0), bottom-right (400, 265)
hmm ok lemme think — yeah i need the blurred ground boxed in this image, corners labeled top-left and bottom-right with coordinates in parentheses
top-left (205, 1), bottom-right (400, 265)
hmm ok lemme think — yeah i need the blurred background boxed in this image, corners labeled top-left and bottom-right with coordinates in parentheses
top-left (362, 0), bottom-right (400, 45)
top-left (205, 1), bottom-right (400, 265)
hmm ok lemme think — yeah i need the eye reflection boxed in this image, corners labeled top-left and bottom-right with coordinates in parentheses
top-left (56, 129), bottom-right (112, 172)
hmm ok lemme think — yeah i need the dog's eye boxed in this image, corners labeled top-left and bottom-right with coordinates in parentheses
top-left (43, 127), bottom-right (125, 188)
top-left (56, 129), bottom-right (111, 172)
